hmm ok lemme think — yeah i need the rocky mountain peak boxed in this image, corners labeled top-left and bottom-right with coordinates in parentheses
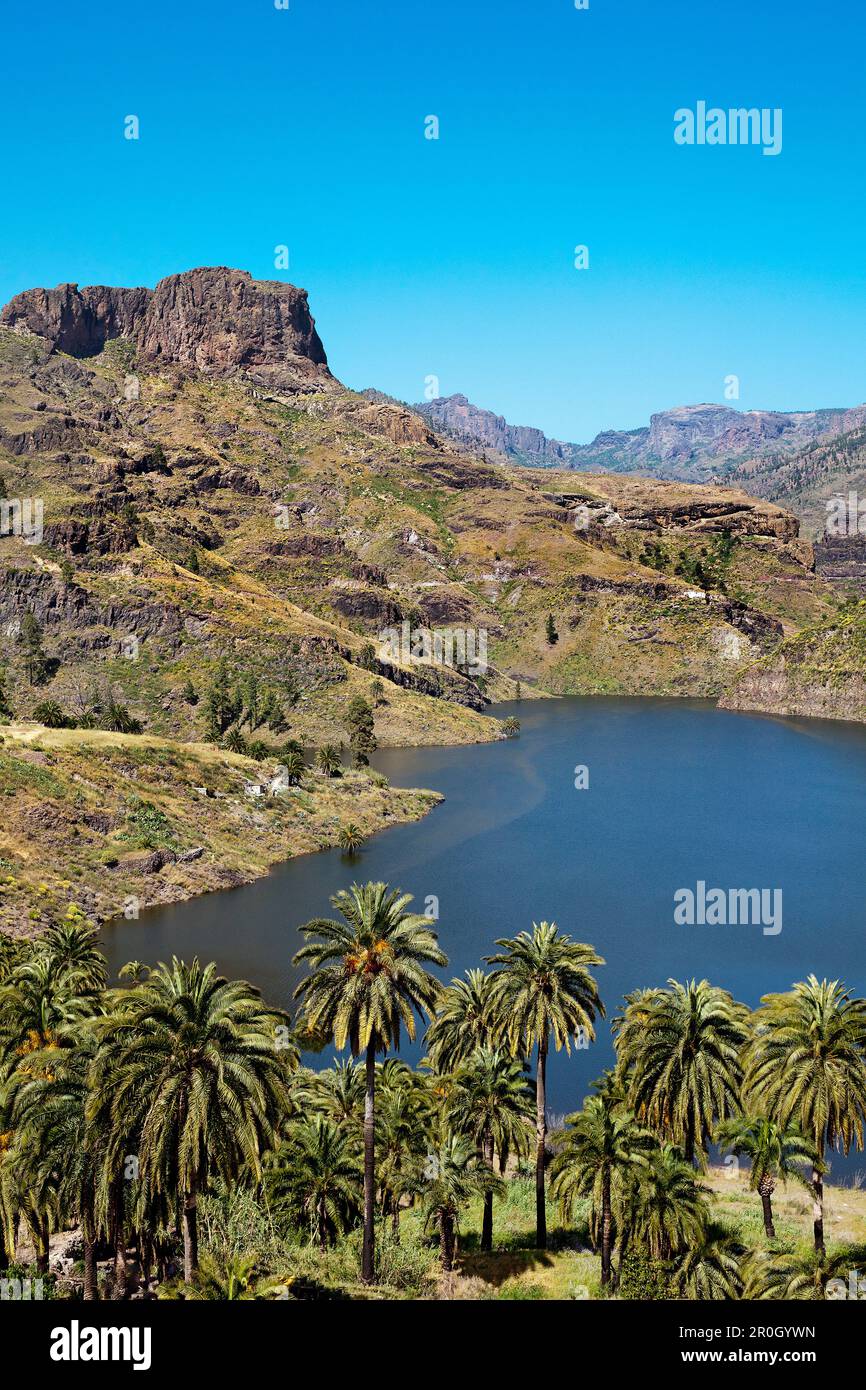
top-left (0, 266), bottom-right (333, 390)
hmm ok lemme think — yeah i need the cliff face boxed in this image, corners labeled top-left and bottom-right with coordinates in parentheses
top-left (573, 404), bottom-right (866, 478)
top-left (729, 423), bottom-right (866, 539)
top-left (720, 603), bottom-right (866, 723)
top-left (414, 394), bottom-right (573, 466)
top-left (0, 267), bottom-right (333, 390)
top-left (0, 282), bottom-right (150, 357)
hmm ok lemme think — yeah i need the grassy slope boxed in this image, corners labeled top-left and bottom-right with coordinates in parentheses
top-left (436, 1168), bottom-right (866, 1301)
top-left (0, 723), bottom-right (442, 938)
top-left (722, 600), bottom-right (866, 721)
top-left (246, 1167), bottom-right (866, 1301)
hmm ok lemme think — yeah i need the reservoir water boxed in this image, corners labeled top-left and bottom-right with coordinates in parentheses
top-left (102, 697), bottom-right (866, 1172)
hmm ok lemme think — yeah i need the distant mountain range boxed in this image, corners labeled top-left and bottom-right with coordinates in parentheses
top-left (408, 393), bottom-right (866, 537)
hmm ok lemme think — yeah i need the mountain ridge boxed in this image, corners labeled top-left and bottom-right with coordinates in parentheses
top-left (414, 392), bottom-right (866, 486)
top-left (0, 266), bottom-right (850, 764)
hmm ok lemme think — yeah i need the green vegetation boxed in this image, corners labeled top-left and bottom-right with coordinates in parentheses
top-left (0, 726), bottom-right (441, 936)
top-left (2, 907), bottom-right (866, 1301)
top-left (345, 695), bottom-right (376, 768)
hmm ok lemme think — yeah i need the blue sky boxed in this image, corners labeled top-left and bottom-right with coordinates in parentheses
top-left (2, 0), bottom-right (865, 441)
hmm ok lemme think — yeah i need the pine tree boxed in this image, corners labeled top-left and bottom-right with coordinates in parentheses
top-left (545, 613), bottom-right (558, 646)
top-left (204, 660), bottom-right (238, 739)
top-left (242, 673), bottom-right (261, 729)
top-left (346, 695), bottom-right (377, 767)
top-left (19, 611), bottom-right (48, 684)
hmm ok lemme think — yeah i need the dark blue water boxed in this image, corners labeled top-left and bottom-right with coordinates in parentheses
top-left (102, 697), bottom-right (866, 1171)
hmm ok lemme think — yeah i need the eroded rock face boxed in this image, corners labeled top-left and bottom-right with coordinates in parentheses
top-left (0, 268), bottom-right (333, 390)
top-left (339, 399), bottom-right (439, 447)
top-left (414, 393), bottom-right (572, 465)
top-left (0, 283), bottom-right (150, 357)
top-left (138, 268), bottom-right (330, 386)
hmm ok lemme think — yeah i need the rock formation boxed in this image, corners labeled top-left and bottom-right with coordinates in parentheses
top-left (0, 267), bottom-right (333, 390)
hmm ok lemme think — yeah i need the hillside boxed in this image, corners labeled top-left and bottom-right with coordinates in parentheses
top-left (0, 266), bottom-right (840, 744)
top-left (731, 421), bottom-right (866, 539)
top-left (0, 723), bottom-right (441, 938)
top-left (721, 600), bottom-right (866, 722)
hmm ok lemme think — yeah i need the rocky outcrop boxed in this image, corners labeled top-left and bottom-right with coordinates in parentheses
top-left (414, 393), bottom-right (572, 466)
top-left (0, 268), bottom-right (333, 391)
top-left (0, 283), bottom-right (150, 357)
top-left (339, 398), bottom-right (439, 447)
top-left (720, 604), bottom-right (866, 722)
top-left (0, 567), bottom-right (186, 641)
top-left (569, 573), bottom-right (783, 651)
top-left (548, 477), bottom-right (804, 544)
top-left (814, 535), bottom-right (866, 594)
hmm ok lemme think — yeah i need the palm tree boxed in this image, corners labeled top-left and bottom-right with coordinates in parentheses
top-left (161, 1252), bottom-right (285, 1300)
top-left (89, 958), bottom-right (295, 1281)
top-left (487, 922), bottom-right (604, 1249)
top-left (550, 1081), bottom-right (654, 1287)
top-left (744, 1246), bottom-right (853, 1300)
top-left (316, 745), bottom-right (342, 778)
top-left (0, 938), bottom-right (99, 1280)
top-left (425, 969), bottom-right (497, 1073)
top-left (313, 1058), bottom-right (366, 1135)
top-left (448, 1046), bottom-right (532, 1251)
top-left (266, 1116), bottom-right (360, 1249)
top-left (632, 1144), bottom-right (708, 1260)
top-left (671, 1221), bottom-right (744, 1299)
top-left (294, 882), bottom-right (447, 1283)
top-left (282, 749), bottom-right (306, 786)
top-left (0, 954), bottom-right (94, 1066)
top-left (744, 976), bottom-right (866, 1252)
top-left (716, 1114), bottom-right (819, 1238)
top-left (41, 916), bottom-right (106, 996)
top-left (419, 1132), bottom-right (499, 1273)
top-left (613, 978), bottom-right (747, 1167)
top-left (338, 823), bottom-right (364, 855)
top-left (376, 1065), bottom-right (432, 1238)
top-left (10, 1021), bottom-right (102, 1298)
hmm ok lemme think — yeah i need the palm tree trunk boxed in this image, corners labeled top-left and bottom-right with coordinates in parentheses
top-left (760, 1190), bottom-right (776, 1239)
top-left (140, 1231), bottom-right (153, 1297)
top-left (36, 1214), bottom-right (49, 1275)
top-left (362, 1041), bottom-right (376, 1284)
top-left (108, 1177), bottom-right (126, 1300)
top-left (440, 1212), bottom-right (455, 1272)
top-left (535, 1034), bottom-right (548, 1250)
top-left (481, 1132), bottom-right (494, 1252)
top-left (684, 1113), bottom-right (696, 1168)
top-left (112, 1239), bottom-right (127, 1300)
top-left (601, 1164), bottom-right (612, 1287)
top-left (83, 1234), bottom-right (98, 1301)
top-left (812, 1137), bottom-right (825, 1254)
top-left (82, 1190), bottom-right (98, 1302)
top-left (183, 1184), bottom-right (198, 1282)
top-left (614, 1226), bottom-right (631, 1291)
